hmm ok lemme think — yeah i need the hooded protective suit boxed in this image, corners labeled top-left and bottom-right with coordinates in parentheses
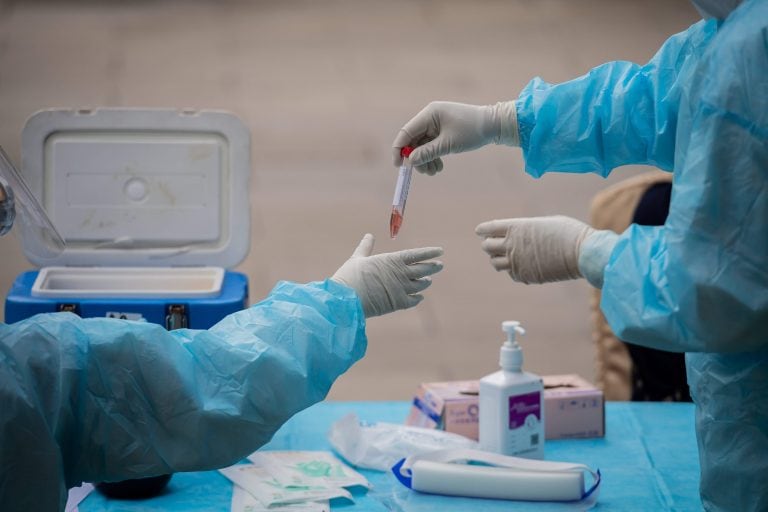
top-left (0, 280), bottom-right (366, 511)
top-left (515, 1), bottom-right (767, 509)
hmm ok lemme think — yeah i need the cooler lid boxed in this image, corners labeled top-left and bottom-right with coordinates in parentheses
top-left (20, 108), bottom-right (251, 267)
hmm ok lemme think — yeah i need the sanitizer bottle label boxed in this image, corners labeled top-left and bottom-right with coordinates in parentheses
top-left (507, 391), bottom-right (542, 453)
top-left (508, 392), bottom-right (541, 429)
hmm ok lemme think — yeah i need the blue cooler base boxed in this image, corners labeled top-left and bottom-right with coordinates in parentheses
top-left (5, 270), bottom-right (249, 328)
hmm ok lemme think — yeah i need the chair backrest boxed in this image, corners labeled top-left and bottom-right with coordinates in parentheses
top-left (589, 171), bottom-right (672, 400)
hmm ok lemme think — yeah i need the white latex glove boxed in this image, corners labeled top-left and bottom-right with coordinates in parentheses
top-left (475, 216), bottom-right (618, 288)
top-left (332, 234), bottom-right (444, 317)
top-left (392, 101), bottom-right (519, 176)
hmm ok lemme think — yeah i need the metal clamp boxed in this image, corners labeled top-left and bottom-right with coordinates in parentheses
top-left (165, 304), bottom-right (188, 331)
top-left (57, 303), bottom-right (80, 315)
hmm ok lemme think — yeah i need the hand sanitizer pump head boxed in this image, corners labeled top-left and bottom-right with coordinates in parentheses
top-left (500, 321), bottom-right (526, 372)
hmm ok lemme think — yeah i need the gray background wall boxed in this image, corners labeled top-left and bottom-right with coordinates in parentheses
top-left (0, 0), bottom-right (699, 399)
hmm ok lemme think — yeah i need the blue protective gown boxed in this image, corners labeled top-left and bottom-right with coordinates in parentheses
top-left (516, 2), bottom-right (767, 511)
top-left (0, 279), bottom-right (366, 511)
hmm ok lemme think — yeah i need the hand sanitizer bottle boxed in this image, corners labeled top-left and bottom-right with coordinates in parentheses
top-left (479, 321), bottom-right (545, 459)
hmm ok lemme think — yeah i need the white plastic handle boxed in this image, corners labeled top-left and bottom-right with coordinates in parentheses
top-left (411, 460), bottom-right (584, 501)
top-left (398, 448), bottom-right (600, 504)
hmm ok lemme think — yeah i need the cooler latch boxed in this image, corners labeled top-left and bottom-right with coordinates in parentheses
top-left (57, 303), bottom-right (80, 315)
top-left (165, 304), bottom-right (188, 330)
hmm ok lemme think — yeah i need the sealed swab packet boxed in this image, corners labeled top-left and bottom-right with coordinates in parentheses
top-left (393, 448), bottom-right (601, 508)
top-left (219, 463), bottom-right (351, 507)
top-left (328, 413), bottom-right (479, 471)
top-left (229, 485), bottom-right (329, 512)
top-left (247, 451), bottom-right (370, 490)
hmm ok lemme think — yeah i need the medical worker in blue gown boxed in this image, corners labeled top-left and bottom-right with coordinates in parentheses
top-left (392, 1), bottom-right (766, 510)
top-left (0, 176), bottom-right (443, 511)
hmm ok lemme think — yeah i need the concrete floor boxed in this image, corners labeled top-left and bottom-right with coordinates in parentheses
top-left (0, 0), bottom-right (699, 400)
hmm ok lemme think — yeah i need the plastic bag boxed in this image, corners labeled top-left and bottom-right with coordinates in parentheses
top-left (328, 413), bottom-right (478, 471)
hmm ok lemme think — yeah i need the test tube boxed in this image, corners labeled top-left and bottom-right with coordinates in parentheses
top-left (390, 146), bottom-right (414, 239)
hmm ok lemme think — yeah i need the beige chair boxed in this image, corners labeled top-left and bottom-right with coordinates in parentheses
top-left (589, 171), bottom-right (673, 401)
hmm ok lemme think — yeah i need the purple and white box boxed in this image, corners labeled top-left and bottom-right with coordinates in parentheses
top-left (543, 374), bottom-right (605, 440)
top-left (406, 374), bottom-right (604, 441)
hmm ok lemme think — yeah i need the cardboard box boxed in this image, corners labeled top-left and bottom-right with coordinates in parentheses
top-left (405, 374), bottom-right (604, 441)
top-left (543, 374), bottom-right (605, 440)
top-left (405, 380), bottom-right (480, 439)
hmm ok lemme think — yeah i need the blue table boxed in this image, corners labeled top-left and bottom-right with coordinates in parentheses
top-left (80, 401), bottom-right (702, 511)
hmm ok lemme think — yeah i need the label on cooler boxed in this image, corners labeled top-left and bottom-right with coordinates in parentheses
top-left (106, 311), bottom-right (146, 321)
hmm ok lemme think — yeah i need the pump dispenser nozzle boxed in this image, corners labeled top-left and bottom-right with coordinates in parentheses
top-left (502, 321), bottom-right (525, 343)
top-left (500, 320), bottom-right (526, 371)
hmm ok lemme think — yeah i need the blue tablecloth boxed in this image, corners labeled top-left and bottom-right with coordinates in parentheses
top-left (80, 401), bottom-right (701, 511)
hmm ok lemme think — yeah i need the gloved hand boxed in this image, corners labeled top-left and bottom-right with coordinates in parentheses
top-left (475, 216), bottom-right (618, 288)
top-left (332, 234), bottom-right (444, 317)
top-left (392, 101), bottom-right (519, 176)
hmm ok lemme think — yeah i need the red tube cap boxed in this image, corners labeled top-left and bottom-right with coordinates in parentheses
top-left (401, 146), bottom-right (414, 158)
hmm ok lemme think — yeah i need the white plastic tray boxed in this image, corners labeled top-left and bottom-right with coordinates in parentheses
top-left (31, 266), bottom-right (225, 298)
